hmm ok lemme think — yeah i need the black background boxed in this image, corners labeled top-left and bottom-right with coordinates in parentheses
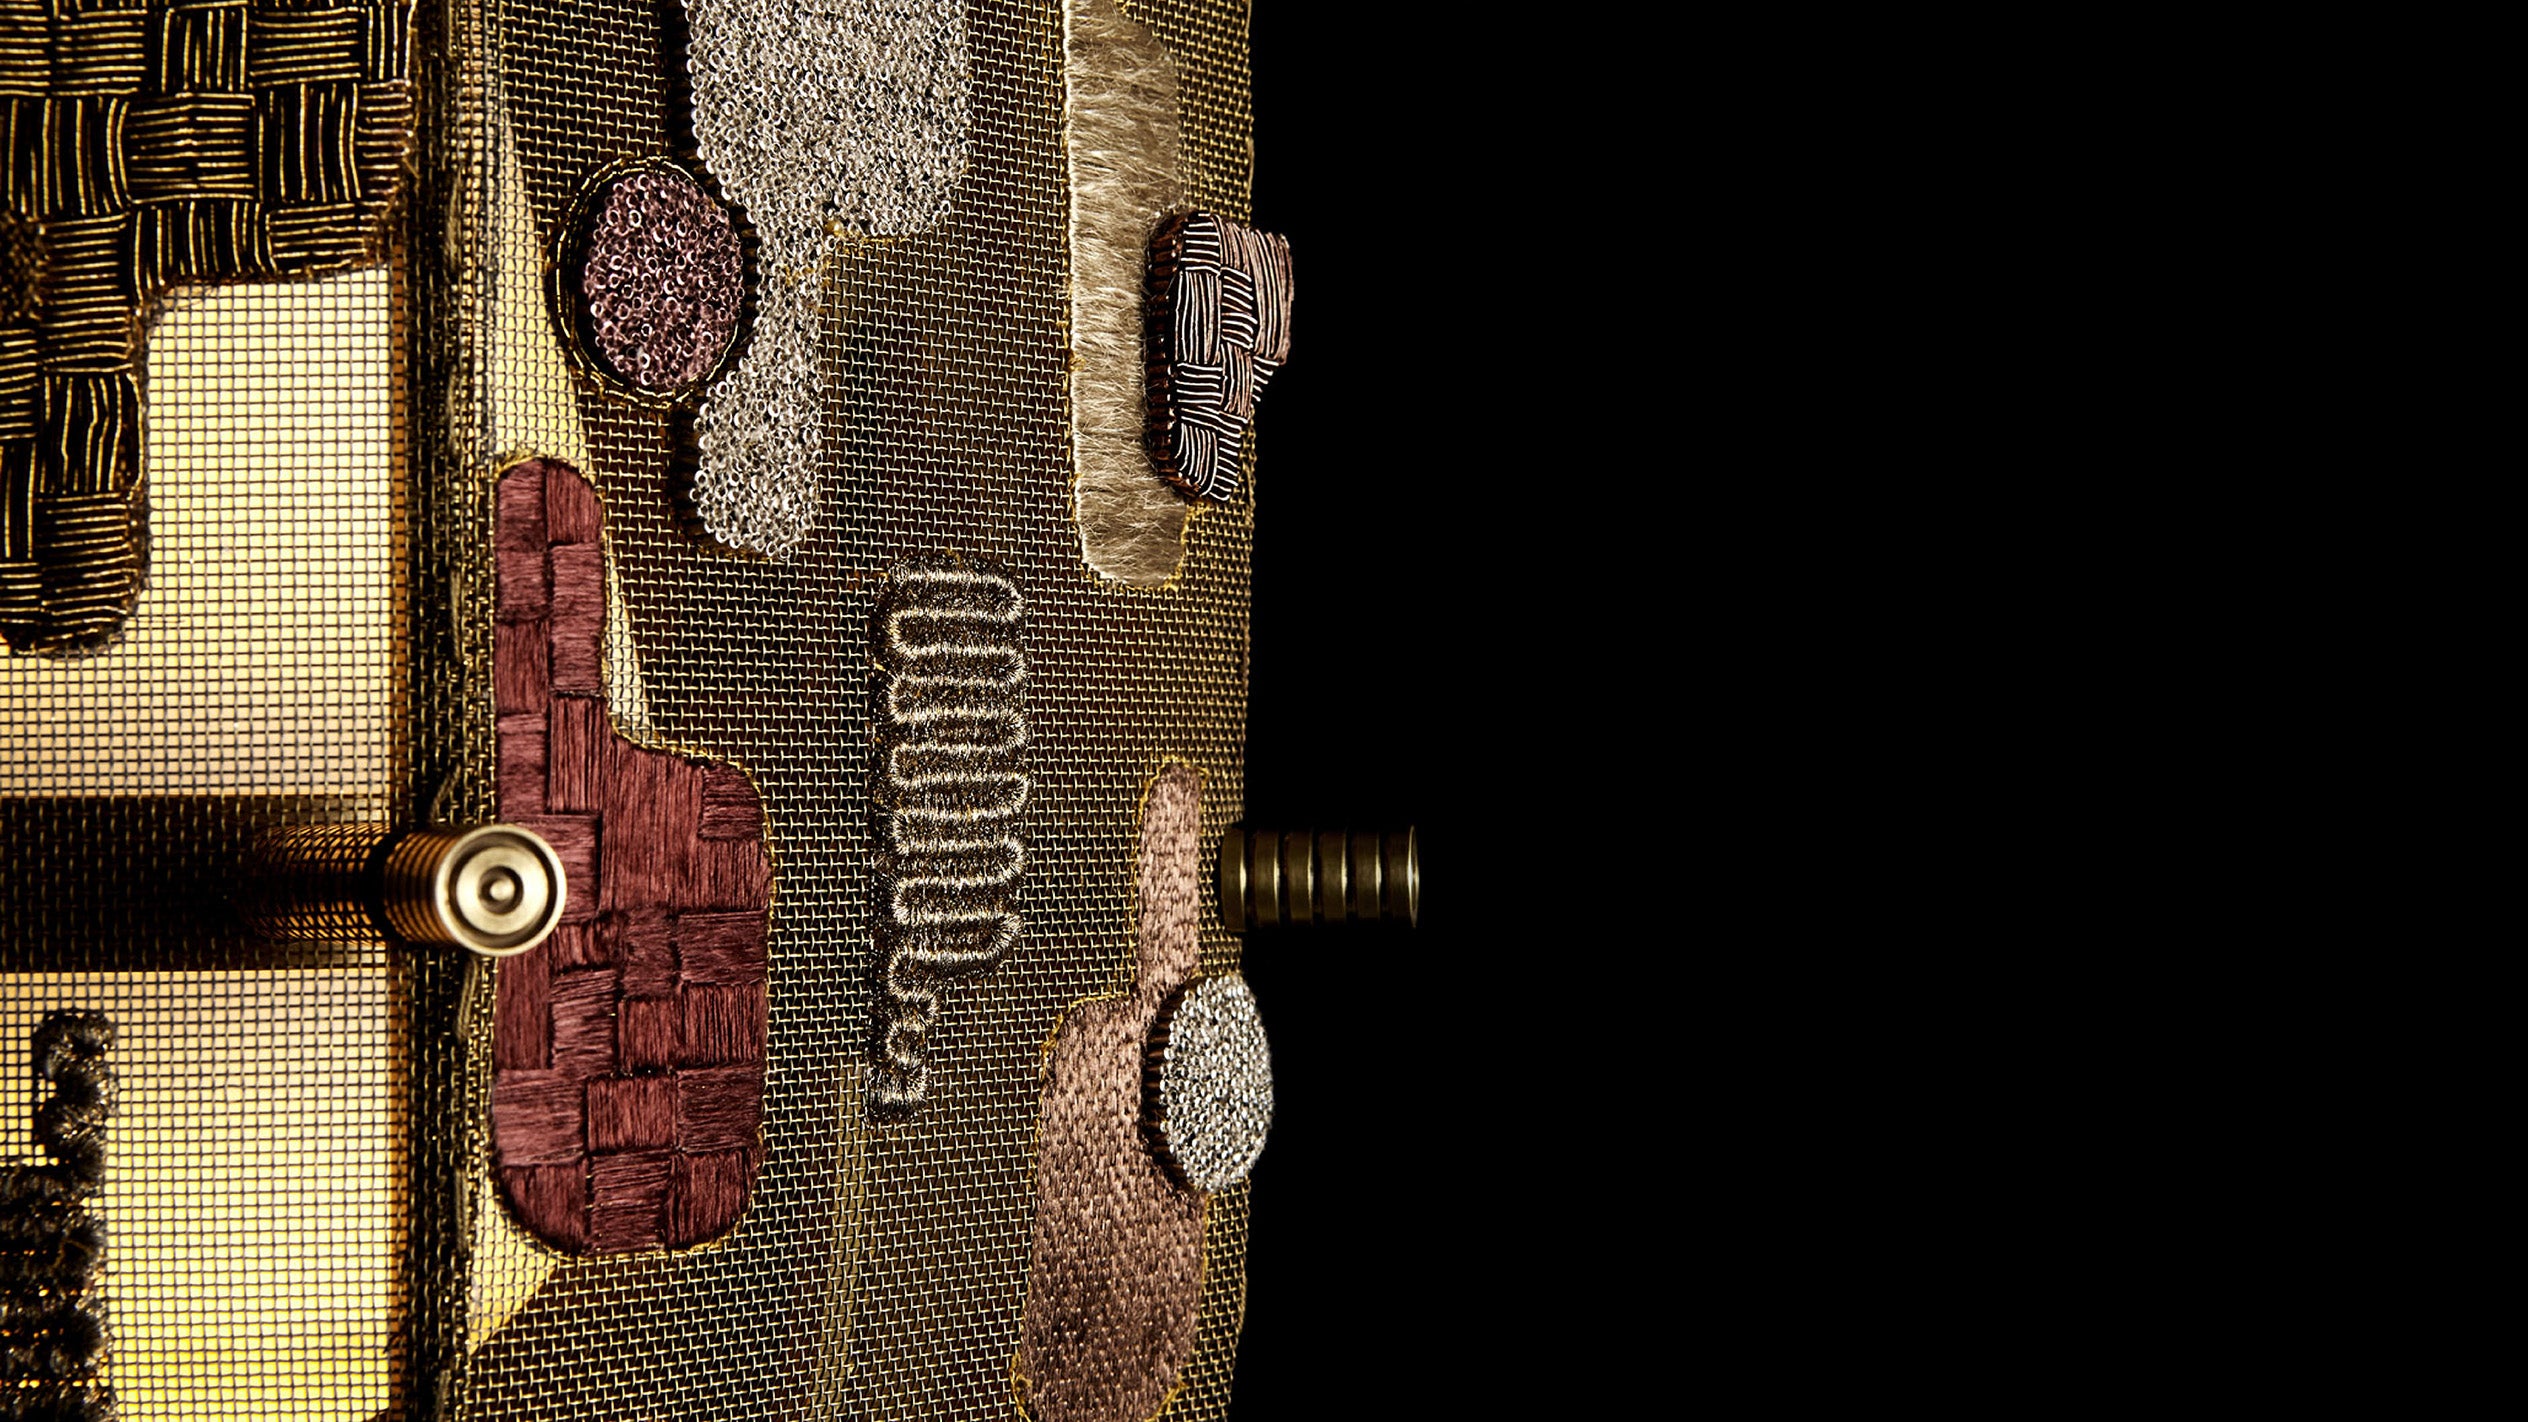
top-left (1234, 7), bottom-right (1528, 1410)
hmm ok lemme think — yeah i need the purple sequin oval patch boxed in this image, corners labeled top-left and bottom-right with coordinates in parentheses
top-left (576, 169), bottom-right (745, 396)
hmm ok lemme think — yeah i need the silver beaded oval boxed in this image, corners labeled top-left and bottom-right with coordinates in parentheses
top-left (1146, 974), bottom-right (1274, 1192)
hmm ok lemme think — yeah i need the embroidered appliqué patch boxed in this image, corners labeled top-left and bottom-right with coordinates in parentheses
top-left (0, 1011), bottom-right (117, 1421)
top-left (1145, 211), bottom-right (1292, 504)
top-left (866, 558), bottom-right (1028, 1121)
top-left (1064, 0), bottom-right (1190, 587)
top-left (486, 457), bottom-right (775, 1254)
top-left (681, 0), bottom-right (969, 558)
top-left (560, 161), bottom-right (746, 401)
top-left (1018, 764), bottom-right (1209, 1422)
top-left (0, 0), bottom-right (415, 656)
top-left (1146, 974), bottom-right (1272, 1192)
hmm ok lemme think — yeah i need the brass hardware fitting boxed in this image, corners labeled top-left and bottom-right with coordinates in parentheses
top-left (1218, 827), bottom-right (1417, 932)
top-left (243, 822), bottom-right (568, 957)
top-left (239, 823), bottom-right (396, 944)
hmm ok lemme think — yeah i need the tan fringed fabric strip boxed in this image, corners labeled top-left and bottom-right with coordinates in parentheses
top-left (1065, 0), bottom-right (1189, 588)
top-left (0, 0), bottom-right (413, 656)
top-left (488, 457), bottom-right (775, 1254)
top-left (1018, 764), bottom-right (1207, 1422)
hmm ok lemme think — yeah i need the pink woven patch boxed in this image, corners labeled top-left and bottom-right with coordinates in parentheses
top-left (1018, 765), bottom-right (1208, 1421)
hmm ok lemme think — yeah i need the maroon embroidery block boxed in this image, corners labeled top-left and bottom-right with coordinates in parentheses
top-left (489, 457), bottom-right (772, 1253)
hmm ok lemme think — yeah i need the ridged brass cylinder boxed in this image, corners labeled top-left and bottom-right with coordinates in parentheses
top-left (378, 825), bottom-right (568, 956)
top-left (240, 823), bottom-right (397, 943)
top-left (245, 822), bottom-right (567, 956)
top-left (1219, 827), bottom-right (1417, 932)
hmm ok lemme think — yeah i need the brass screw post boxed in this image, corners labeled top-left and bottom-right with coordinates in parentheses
top-left (238, 824), bottom-right (396, 944)
top-left (244, 822), bottom-right (569, 956)
top-left (1218, 827), bottom-right (1417, 932)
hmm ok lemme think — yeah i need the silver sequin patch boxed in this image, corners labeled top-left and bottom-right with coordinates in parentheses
top-left (1146, 974), bottom-right (1273, 1192)
top-left (683, 0), bottom-right (970, 556)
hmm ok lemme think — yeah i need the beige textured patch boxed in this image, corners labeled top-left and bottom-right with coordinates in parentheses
top-left (1018, 764), bottom-right (1207, 1422)
top-left (1067, 0), bottom-right (1191, 586)
top-left (684, 0), bottom-right (971, 558)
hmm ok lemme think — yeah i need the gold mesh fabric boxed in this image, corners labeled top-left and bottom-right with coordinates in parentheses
top-left (4, 0), bottom-right (1263, 1416)
top-left (1, 973), bottom-right (397, 1418)
top-left (3, 265), bottom-right (405, 1419)
top-left (0, 271), bottom-right (398, 799)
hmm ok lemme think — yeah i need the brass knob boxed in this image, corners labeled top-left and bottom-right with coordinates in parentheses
top-left (243, 822), bottom-right (568, 957)
top-left (1218, 827), bottom-right (1417, 932)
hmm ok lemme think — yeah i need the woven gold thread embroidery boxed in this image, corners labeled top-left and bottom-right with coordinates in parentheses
top-left (0, 0), bottom-right (413, 657)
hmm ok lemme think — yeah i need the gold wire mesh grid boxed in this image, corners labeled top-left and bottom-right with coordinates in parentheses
top-left (446, 0), bottom-right (1256, 1416)
top-left (1, 973), bottom-right (398, 1419)
top-left (4, 0), bottom-right (1261, 1416)
top-left (0, 272), bottom-right (399, 802)
top-left (4, 263), bottom-right (407, 1419)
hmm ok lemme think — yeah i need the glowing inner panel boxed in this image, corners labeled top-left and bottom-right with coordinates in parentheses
top-left (0, 271), bottom-right (395, 797)
top-left (1, 972), bottom-right (395, 1420)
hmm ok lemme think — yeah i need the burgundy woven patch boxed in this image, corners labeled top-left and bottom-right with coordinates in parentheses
top-left (489, 457), bottom-right (773, 1254)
